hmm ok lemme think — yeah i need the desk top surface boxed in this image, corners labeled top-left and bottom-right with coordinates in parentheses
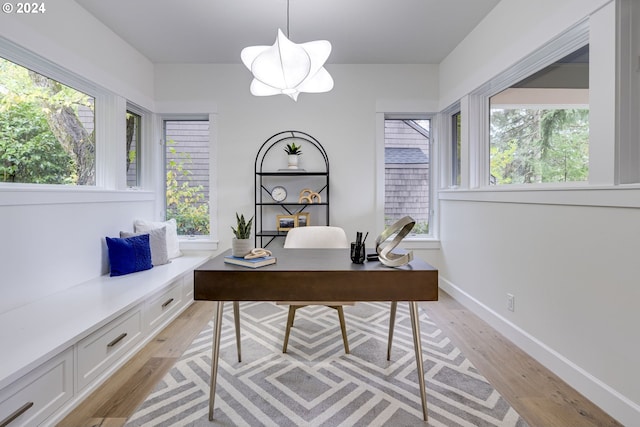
top-left (194, 249), bottom-right (438, 302)
top-left (196, 248), bottom-right (437, 273)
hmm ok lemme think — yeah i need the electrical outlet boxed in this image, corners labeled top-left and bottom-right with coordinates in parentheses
top-left (507, 293), bottom-right (515, 312)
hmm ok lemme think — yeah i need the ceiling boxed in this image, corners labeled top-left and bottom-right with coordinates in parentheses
top-left (74, 0), bottom-right (500, 65)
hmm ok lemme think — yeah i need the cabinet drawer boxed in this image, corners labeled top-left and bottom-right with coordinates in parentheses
top-left (0, 348), bottom-right (72, 427)
top-left (76, 309), bottom-right (142, 391)
top-left (146, 280), bottom-right (183, 332)
top-left (182, 272), bottom-right (194, 301)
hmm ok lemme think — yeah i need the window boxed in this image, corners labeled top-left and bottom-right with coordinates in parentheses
top-left (489, 45), bottom-right (589, 185)
top-left (384, 117), bottom-right (431, 236)
top-left (0, 56), bottom-right (95, 185)
top-left (452, 112), bottom-right (461, 187)
top-left (125, 110), bottom-right (141, 187)
top-left (164, 119), bottom-right (210, 236)
top-left (618, 0), bottom-right (640, 184)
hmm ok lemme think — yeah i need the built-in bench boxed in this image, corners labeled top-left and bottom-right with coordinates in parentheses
top-left (0, 253), bottom-right (211, 426)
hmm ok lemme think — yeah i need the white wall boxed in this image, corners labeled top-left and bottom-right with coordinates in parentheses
top-left (0, 0), bottom-right (157, 314)
top-left (438, 0), bottom-right (639, 424)
top-left (154, 63), bottom-right (440, 263)
top-left (439, 197), bottom-right (640, 412)
top-left (0, 193), bottom-right (155, 313)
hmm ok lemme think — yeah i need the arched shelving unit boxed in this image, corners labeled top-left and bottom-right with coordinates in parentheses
top-left (254, 130), bottom-right (330, 248)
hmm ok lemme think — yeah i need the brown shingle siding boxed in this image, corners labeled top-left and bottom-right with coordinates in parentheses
top-left (384, 120), bottom-right (430, 226)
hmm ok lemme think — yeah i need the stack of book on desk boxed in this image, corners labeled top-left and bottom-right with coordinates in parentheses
top-left (224, 255), bottom-right (276, 268)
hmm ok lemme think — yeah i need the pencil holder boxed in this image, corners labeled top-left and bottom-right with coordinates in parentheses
top-left (350, 242), bottom-right (366, 264)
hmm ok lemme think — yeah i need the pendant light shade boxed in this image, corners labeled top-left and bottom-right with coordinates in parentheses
top-left (241, 14), bottom-right (333, 101)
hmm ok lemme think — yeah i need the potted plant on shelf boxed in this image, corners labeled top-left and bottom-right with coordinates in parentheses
top-left (284, 142), bottom-right (302, 169)
top-left (231, 212), bottom-right (254, 257)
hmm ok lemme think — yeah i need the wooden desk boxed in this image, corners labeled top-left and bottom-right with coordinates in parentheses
top-left (195, 248), bottom-right (438, 421)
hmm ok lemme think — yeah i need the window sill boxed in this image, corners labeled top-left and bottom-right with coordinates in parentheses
top-left (178, 237), bottom-right (218, 252)
top-left (0, 185), bottom-right (155, 206)
top-left (439, 185), bottom-right (640, 208)
top-left (399, 238), bottom-right (441, 250)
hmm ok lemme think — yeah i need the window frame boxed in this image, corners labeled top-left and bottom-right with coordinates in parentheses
top-left (487, 45), bottom-right (590, 186)
top-left (451, 111), bottom-right (462, 188)
top-left (376, 112), bottom-right (439, 247)
top-left (437, 102), bottom-right (462, 190)
top-left (0, 38), bottom-right (219, 249)
top-left (0, 45), bottom-right (98, 188)
top-left (616, 0), bottom-right (640, 184)
top-left (0, 35), bottom-right (156, 207)
top-left (468, 20), bottom-right (591, 190)
top-left (160, 114), bottom-right (216, 248)
top-left (125, 106), bottom-right (143, 188)
top-left (440, 11), bottom-right (640, 209)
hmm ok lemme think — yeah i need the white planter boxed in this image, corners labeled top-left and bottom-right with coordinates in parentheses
top-left (287, 154), bottom-right (299, 169)
top-left (231, 238), bottom-right (252, 257)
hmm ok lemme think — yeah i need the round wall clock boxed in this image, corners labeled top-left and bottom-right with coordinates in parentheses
top-left (271, 186), bottom-right (287, 202)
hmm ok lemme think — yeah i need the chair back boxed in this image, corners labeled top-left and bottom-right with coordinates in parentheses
top-left (284, 226), bottom-right (349, 249)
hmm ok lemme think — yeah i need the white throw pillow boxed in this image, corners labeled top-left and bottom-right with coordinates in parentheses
top-left (120, 226), bottom-right (169, 266)
top-left (134, 218), bottom-right (182, 259)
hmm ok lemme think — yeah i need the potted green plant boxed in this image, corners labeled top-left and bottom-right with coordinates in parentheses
top-left (284, 142), bottom-right (302, 169)
top-left (231, 212), bottom-right (254, 257)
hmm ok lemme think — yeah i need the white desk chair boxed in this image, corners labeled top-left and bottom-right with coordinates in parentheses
top-left (281, 226), bottom-right (352, 353)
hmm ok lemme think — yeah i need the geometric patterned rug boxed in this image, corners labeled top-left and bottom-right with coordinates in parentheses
top-left (125, 301), bottom-right (529, 427)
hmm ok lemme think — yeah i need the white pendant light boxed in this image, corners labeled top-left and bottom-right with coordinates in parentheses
top-left (241, 0), bottom-right (333, 101)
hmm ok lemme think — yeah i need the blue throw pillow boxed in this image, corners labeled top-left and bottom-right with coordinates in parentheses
top-left (105, 234), bottom-right (153, 276)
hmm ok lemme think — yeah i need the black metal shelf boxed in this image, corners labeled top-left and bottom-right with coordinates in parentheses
top-left (256, 202), bottom-right (329, 206)
top-left (256, 230), bottom-right (289, 237)
top-left (257, 171), bottom-right (328, 176)
top-left (255, 130), bottom-right (330, 248)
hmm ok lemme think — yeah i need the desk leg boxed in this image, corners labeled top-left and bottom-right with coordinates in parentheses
top-left (409, 301), bottom-right (428, 421)
top-left (387, 301), bottom-right (397, 360)
top-left (208, 301), bottom-right (224, 421)
top-left (233, 301), bottom-right (241, 362)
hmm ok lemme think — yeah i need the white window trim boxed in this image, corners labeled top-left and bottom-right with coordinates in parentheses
top-left (96, 93), bottom-right (126, 189)
top-left (0, 184), bottom-right (154, 207)
top-left (439, 184), bottom-right (640, 209)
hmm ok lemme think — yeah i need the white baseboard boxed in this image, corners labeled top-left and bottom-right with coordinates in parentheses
top-left (439, 277), bottom-right (640, 426)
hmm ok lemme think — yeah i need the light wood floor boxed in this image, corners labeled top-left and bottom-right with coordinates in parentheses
top-left (59, 292), bottom-right (622, 427)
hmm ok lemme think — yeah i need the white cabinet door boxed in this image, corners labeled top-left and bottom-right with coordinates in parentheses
top-left (0, 348), bottom-right (73, 427)
top-left (145, 279), bottom-right (183, 333)
top-left (76, 309), bottom-right (142, 391)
